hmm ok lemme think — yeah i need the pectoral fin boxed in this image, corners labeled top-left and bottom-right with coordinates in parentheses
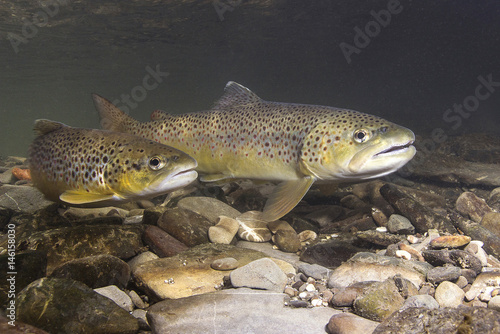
top-left (59, 191), bottom-right (116, 204)
top-left (261, 177), bottom-right (315, 222)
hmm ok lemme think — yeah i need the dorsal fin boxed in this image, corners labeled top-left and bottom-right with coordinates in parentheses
top-left (33, 119), bottom-right (66, 137)
top-left (212, 81), bottom-right (263, 109)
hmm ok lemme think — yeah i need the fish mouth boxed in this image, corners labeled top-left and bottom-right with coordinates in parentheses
top-left (374, 139), bottom-right (415, 158)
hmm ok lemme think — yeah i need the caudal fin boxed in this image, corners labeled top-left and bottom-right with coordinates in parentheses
top-left (92, 94), bottom-right (138, 132)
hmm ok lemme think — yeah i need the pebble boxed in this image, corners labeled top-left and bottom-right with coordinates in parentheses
top-left (401, 294), bottom-right (440, 310)
top-left (387, 214), bottom-right (415, 234)
top-left (128, 290), bottom-right (147, 309)
top-left (131, 309), bottom-right (150, 330)
top-left (422, 249), bottom-right (482, 274)
top-left (356, 230), bottom-right (405, 246)
top-left (297, 230), bottom-right (318, 243)
top-left (236, 212), bottom-right (272, 242)
top-left (434, 281), bottom-right (465, 308)
top-left (331, 287), bottom-right (361, 307)
top-left (143, 225), bottom-right (189, 257)
top-left (488, 295), bottom-right (500, 311)
top-left (127, 251), bottom-right (159, 272)
top-left (430, 235), bottom-right (471, 248)
top-left (177, 196), bottom-right (241, 223)
top-left (211, 257), bottom-right (239, 271)
top-left (158, 207), bottom-right (212, 246)
top-left (94, 285), bottom-right (134, 312)
top-left (353, 279), bottom-right (405, 321)
top-left (480, 212), bottom-right (500, 238)
top-left (229, 258), bottom-right (288, 292)
top-left (465, 240), bottom-right (489, 266)
top-left (455, 275), bottom-right (469, 289)
top-left (208, 216), bottom-right (239, 244)
top-left (426, 266), bottom-right (462, 284)
top-left (395, 250), bottom-right (412, 260)
top-left (371, 207), bottom-right (388, 226)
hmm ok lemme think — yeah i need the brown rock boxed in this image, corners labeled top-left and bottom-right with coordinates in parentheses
top-left (273, 230), bottom-right (301, 253)
top-left (480, 212), bottom-right (500, 238)
top-left (456, 192), bottom-right (494, 223)
top-left (143, 225), bottom-right (188, 257)
top-left (158, 207), bottom-right (213, 246)
top-left (430, 235), bottom-right (471, 248)
top-left (327, 313), bottom-right (379, 334)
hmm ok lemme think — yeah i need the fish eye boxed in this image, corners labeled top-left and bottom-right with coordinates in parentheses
top-left (148, 156), bottom-right (165, 170)
top-left (353, 129), bottom-right (369, 143)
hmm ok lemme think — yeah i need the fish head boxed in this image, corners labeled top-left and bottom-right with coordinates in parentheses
top-left (104, 139), bottom-right (198, 200)
top-left (300, 110), bottom-right (416, 181)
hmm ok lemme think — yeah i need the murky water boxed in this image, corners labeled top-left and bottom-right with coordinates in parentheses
top-left (1, 0), bottom-right (499, 157)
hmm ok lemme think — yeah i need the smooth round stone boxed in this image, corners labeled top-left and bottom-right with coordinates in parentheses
top-left (456, 192), bottom-right (493, 223)
top-left (488, 295), bottom-right (500, 312)
top-left (427, 266), bottom-right (462, 284)
top-left (430, 235), bottom-right (471, 248)
top-left (387, 214), bottom-right (415, 235)
top-left (94, 285), bottom-right (134, 312)
top-left (455, 276), bottom-right (469, 289)
top-left (401, 294), bottom-right (440, 310)
top-left (237, 212), bottom-right (272, 242)
top-left (211, 257), bottom-right (239, 271)
top-left (480, 212), bottom-right (500, 238)
top-left (434, 281), bottom-right (465, 308)
top-left (208, 216), bottom-right (239, 244)
top-left (465, 240), bottom-right (489, 266)
top-left (273, 230), bottom-right (301, 253)
top-left (297, 230), bottom-right (318, 243)
top-left (327, 313), bottom-right (379, 334)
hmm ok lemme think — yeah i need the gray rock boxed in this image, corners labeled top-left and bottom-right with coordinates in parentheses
top-left (297, 263), bottom-right (331, 280)
top-left (380, 184), bottom-right (457, 234)
top-left (133, 243), bottom-right (267, 300)
top-left (208, 216), bottom-right (239, 244)
top-left (177, 196), bottom-right (241, 223)
top-left (158, 207), bottom-right (213, 247)
top-left (94, 285), bottom-right (134, 312)
top-left (373, 307), bottom-right (500, 333)
top-left (127, 251), bottom-right (158, 272)
top-left (353, 278), bottom-right (405, 322)
top-left (356, 230), bottom-right (406, 246)
top-left (230, 258), bottom-right (287, 292)
top-left (236, 240), bottom-right (303, 268)
top-left (0, 251), bottom-right (46, 308)
top-left (465, 272), bottom-right (500, 301)
top-left (147, 288), bottom-right (339, 333)
top-left (300, 240), bottom-right (365, 268)
top-left (327, 313), bottom-right (380, 334)
top-left (18, 224), bottom-right (144, 274)
top-left (331, 285), bottom-right (365, 307)
top-left (434, 281), bottom-right (464, 307)
top-left (0, 168), bottom-right (15, 184)
top-left (489, 295), bottom-right (500, 312)
top-left (422, 249), bottom-right (482, 274)
top-left (426, 266), bottom-right (462, 284)
top-left (50, 254), bottom-right (130, 289)
top-left (0, 185), bottom-right (53, 214)
top-left (455, 217), bottom-right (500, 260)
top-left (328, 252), bottom-right (432, 290)
top-left (17, 278), bottom-right (138, 334)
top-left (143, 225), bottom-right (189, 257)
top-left (456, 192), bottom-right (493, 223)
top-left (131, 309), bottom-right (150, 330)
top-left (128, 290), bottom-right (147, 309)
top-left (402, 294), bottom-right (439, 310)
top-left (387, 214), bottom-right (415, 235)
top-left (393, 275), bottom-right (419, 298)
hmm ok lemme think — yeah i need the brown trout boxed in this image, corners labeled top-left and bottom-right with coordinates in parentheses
top-left (93, 82), bottom-right (416, 220)
top-left (28, 119), bottom-right (197, 205)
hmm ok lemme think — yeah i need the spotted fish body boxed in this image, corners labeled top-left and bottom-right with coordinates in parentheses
top-left (94, 82), bottom-right (416, 220)
top-left (28, 119), bottom-right (198, 205)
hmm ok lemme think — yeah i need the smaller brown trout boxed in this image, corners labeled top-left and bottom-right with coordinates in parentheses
top-left (28, 119), bottom-right (197, 205)
top-left (94, 82), bottom-right (416, 220)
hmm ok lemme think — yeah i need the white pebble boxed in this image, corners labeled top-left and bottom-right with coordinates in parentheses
top-left (376, 226), bottom-right (387, 233)
top-left (395, 250), bottom-right (412, 260)
top-left (305, 284), bottom-right (316, 292)
top-left (311, 298), bottom-right (323, 307)
top-left (298, 291), bottom-right (309, 300)
top-left (479, 287), bottom-right (497, 302)
top-left (407, 235), bottom-right (420, 244)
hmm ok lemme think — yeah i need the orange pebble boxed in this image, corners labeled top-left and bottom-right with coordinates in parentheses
top-left (11, 167), bottom-right (31, 181)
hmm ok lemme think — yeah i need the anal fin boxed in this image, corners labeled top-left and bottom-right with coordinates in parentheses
top-left (261, 177), bottom-right (315, 222)
top-left (60, 190), bottom-right (116, 204)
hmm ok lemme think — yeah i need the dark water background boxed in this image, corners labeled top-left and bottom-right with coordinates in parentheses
top-left (0, 0), bottom-right (499, 157)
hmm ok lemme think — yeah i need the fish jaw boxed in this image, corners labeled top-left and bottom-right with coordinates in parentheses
top-left (144, 168), bottom-right (198, 196)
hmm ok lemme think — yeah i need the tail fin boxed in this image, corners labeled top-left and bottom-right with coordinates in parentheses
top-left (92, 94), bottom-right (138, 132)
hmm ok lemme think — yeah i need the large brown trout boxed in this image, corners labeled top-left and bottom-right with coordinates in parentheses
top-left (93, 82), bottom-right (416, 220)
top-left (28, 119), bottom-right (197, 205)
